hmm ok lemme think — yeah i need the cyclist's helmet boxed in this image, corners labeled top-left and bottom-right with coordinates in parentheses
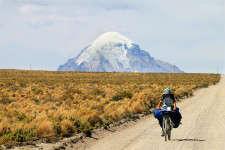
top-left (163, 87), bottom-right (173, 95)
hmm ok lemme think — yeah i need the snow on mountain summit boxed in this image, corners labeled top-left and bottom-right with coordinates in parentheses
top-left (75, 32), bottom-right (133, 68)
top-left (58, 32), bottom-right (183, 73)
top-left (91, 32), bottom-right (133, 48)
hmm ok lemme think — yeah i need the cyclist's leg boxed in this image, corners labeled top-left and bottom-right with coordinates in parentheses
top-left (159, 117), bottom-right (163, 128)
top-left (160, 117), bottom-right (165, 136)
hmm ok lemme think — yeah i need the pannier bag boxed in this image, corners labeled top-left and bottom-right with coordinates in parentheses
top-left (153, 108), bottom-right (182, 128)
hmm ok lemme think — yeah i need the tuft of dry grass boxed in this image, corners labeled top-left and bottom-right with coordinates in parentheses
top-left (0, 70), bottom-right (220, 145)
top-left (37, 120), bottom-right (55, 138)
top-left (60, 119), bottom-right (74, 137)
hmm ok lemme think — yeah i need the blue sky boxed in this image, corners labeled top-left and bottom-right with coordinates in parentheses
top-left (0, 0), bottom-right (224, 73)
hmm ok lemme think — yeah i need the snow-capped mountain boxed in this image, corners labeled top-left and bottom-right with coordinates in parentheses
top-left (58, 32), bottom-right (183, 73)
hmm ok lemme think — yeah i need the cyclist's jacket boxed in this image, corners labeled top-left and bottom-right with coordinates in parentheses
top-left (162, 94), bottom-right (175, 109)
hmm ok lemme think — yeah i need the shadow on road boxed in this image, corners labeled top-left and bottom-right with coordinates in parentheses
top-left (105, 128), bottom-right (116, 132)
top-left (173, 138), bottom-right (205, 142)
top-left (89, 136), bottom-right (98, 140)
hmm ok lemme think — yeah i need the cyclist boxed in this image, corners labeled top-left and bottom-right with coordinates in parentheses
top-left (154, 87), bottom-right (181, 136)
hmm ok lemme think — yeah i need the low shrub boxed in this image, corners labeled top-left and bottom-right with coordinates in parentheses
top-left (112, 90), bottom-right (133, 101)
top-left (0, 95), bottom-right (15, 105)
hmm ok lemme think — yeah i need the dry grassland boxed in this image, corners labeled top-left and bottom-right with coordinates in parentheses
top-left (0, 70), bottom-right (220, 145)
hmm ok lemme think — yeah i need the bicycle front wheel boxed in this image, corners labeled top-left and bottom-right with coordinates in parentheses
top-left (163, 116), bottom-right (168, 141)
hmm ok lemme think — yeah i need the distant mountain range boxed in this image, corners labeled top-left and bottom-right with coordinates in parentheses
top-left (58, 32), bottom-right (183, 73)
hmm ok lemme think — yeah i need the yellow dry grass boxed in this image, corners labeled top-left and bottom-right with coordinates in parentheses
top-left (0, 70), bottom-right (220, 145)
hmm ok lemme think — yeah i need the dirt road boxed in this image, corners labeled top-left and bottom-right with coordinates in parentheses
top-left (82, 76), bottom-right (225, 150)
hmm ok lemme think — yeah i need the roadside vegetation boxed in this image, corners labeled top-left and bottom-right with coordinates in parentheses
top-left (0, 70), bottom-right (220, 145)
